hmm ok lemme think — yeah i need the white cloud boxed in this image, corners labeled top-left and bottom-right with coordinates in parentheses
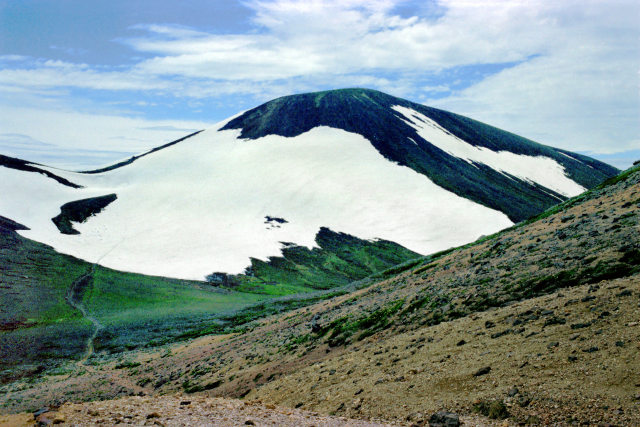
top-left (0, 0), bottom-right (637, 158)
top-left (432, 0), bottom-right (640, 154)
top-left (0, 105), bottom-right (210, 168)
top-left (0, 59), bottom-right (169, 91)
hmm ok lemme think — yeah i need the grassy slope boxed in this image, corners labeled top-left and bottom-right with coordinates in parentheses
top-left (0, 219), bottom-right (268, 376)
top-left (0, 223), bottom-right (420, 375)
top-left (229, 227), bottom-right (421, 293)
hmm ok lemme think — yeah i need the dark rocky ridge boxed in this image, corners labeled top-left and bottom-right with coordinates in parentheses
top-left (51, 194), bottom-right (118, 235)
top-left (0, 154), bottom-right (82, 188)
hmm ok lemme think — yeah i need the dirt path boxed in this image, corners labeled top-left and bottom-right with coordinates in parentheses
top-left (65, 268), bottom-right (103, 363)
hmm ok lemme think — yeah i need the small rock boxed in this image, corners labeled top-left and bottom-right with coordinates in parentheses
top-left (526, 415), bottom-right (542, 424)
top-left (244, 420), bottom-right (256, 425)
top-left (353, 398), bottom-right (362, 410)
top-left (543, 316), bottom-right (566, 327)
top-left (428, 410), bottom-right (460, 427)
top-left (617, 289), bottom-right (632, 297)
top-left (484, 320), bottom-right (495, 329)
top-left (33, 408), bottom-right (50, 418)
top-left (571, 321), bottom-right (592, 330)
top-left (456, 339), bottom-right (466, 346)
top-left (36, 412), bottom-right (54, 426)
top-left (146, 412), bottom-right (161, 419)
top-left (491, 329), bottom-right (511, 339)
top-left (517, 394), bottom-right (532, 407)
top-left (561, 214), bottom-right (575, 223)
top-left (180, 400), bottom-right (191, 405)
top-left (507, 386), bottom-right (519, 397)
top-left (473, 366), bottom-right (491, 377)
top-left (582, 346), bottom-right (599, 353)
top-left (568, 355), bottom-right (578, 362)
top-left (547, 341), bottom-right (559, 349)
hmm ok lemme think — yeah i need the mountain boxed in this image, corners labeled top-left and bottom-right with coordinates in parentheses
top-left (4, 159), bottom-right (638, 425)
top-left (0, 88), bottom-right (617, 281)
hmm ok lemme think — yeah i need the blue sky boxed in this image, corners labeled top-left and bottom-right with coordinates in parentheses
top-left (0, 0), bottom-right (638, 169)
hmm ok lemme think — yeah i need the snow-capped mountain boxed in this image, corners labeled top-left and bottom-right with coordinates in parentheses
top-left (0, 89), bottom-right (617, 280)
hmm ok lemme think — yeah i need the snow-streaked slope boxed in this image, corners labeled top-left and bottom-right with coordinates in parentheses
top-left (1, 125), bottom-right (513, 280)
top-left (391, 105), bottom-right (586, 198)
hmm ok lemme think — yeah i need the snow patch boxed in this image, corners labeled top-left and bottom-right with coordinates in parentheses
top-left (392, 105), bottom-right (586, 198)
top-left (1, 126), bottom-right (513, 280)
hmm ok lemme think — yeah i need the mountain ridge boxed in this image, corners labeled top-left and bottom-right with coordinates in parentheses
top-left (222, 88), bottom-right (617, 222)
top-left (0, 88), bottom-right (618, 281)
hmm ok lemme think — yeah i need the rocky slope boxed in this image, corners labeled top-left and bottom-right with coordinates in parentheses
top-left (1, 165), bottom-right (637, 424)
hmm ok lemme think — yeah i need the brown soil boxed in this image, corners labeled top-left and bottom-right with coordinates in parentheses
top-left (250, 277), bottom-right (640, 425)
top-left (5, 395), bottom-right (395, 426)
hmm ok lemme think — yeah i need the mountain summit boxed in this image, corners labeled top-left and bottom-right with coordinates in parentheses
top-left (0, 88), bottom-right (617, 280)
top-left (222, 88), bottom-right (616, 221)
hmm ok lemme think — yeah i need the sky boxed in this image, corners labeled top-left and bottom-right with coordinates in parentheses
top-left (0, 0), bottom-right (638, 169)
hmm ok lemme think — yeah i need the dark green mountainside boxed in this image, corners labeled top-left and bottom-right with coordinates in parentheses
top-left (221, 88), bottom-right (618, 222)
top-left (221, 227), bottom-right (420, 292)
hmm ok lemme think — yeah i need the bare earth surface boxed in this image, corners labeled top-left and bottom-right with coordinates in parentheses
top-left (2, 395), bottom-right (396, 426)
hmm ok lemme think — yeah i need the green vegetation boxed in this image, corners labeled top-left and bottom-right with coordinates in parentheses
top-left (316, 299), bottom-right (405, 346)
top-left (0, 220), bottom-right (269, 372)
top-left (474, 400), bottom-right (510, 420)
top-left (413, 262), bottom-right (438, 275)
top-left (213, 227), bottom-right (420, 293)
top-left (370, 257), bottom-right (425, 279)
top-left (522, 163), bottom-right (640, 226)
top-left (182, 378), bottom-right (223, 394)
top-left (596, 163), bottom-right (640, 189)
top-left (1, 217), bottom-right (419, 373)
top-left (114, 361), bottom-right (141, 369)
top-left (514, 248), bottom-right (640, 300)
